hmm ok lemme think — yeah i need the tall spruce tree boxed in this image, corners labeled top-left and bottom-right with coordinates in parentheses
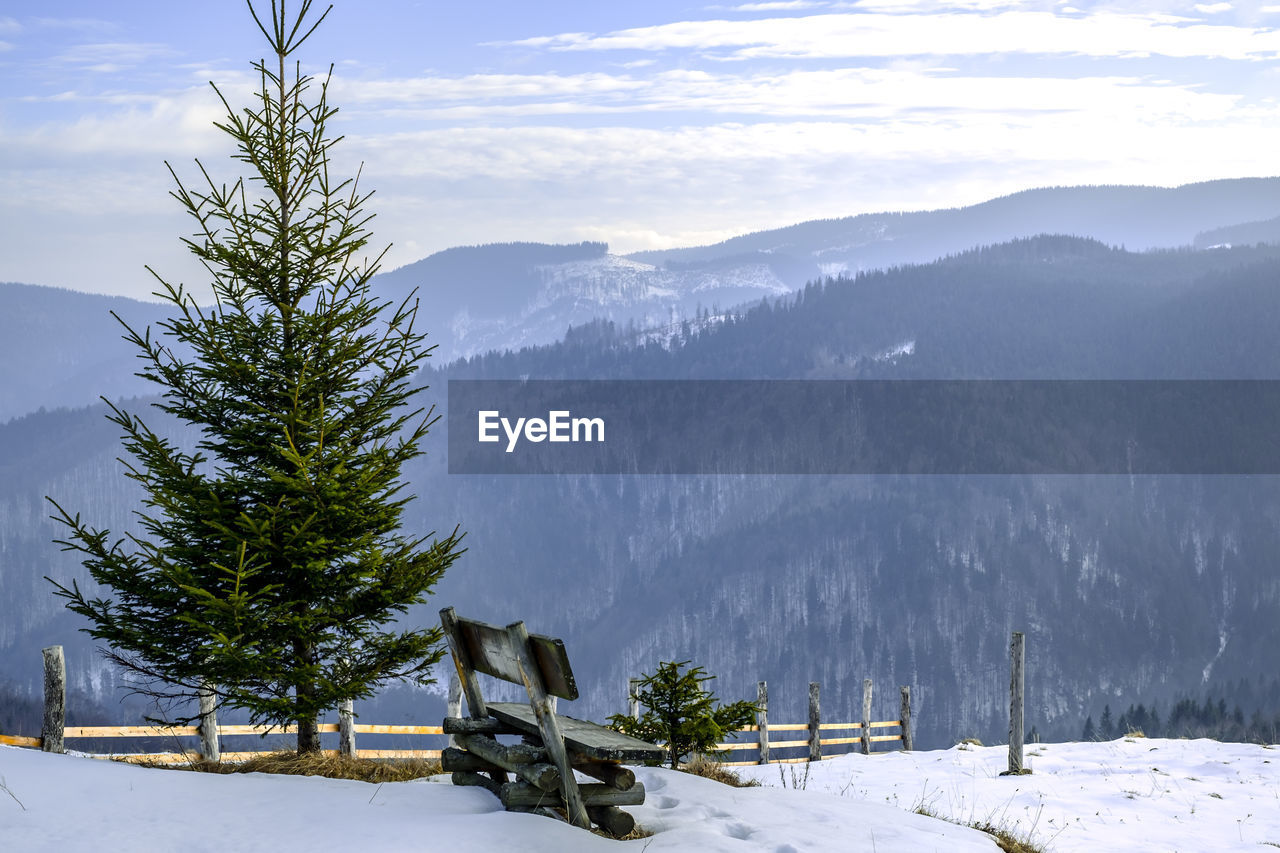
top-left (47, 0), bottom-right (463, 753)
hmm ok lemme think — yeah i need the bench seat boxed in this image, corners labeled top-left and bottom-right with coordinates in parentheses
top-left (487, 702), bottom-right (665, 763)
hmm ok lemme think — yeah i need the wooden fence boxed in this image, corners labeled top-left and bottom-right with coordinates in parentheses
top-left (0, 723), bottom-right (445, 764)
top-left (0, 646), bottom-right (448, 764)
top-left (631, 677), bottom-right (913, 766)
top-left (2, 647), bottom-right (912, 767)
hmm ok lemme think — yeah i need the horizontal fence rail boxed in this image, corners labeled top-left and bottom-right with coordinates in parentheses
top-left (630, 678), bottom-right (913, 766)
top-left (6, 648), bottom-right (915, 769)
top-left (714, 719), bottom-right (907, 766)
top-left (1, 721), bottom-right (448, 764)
top-left (0, 645), bottom-right (455, 764)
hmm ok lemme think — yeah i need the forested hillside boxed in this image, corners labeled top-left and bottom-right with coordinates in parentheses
top-left (5, 235), bottom-right (1279, 745)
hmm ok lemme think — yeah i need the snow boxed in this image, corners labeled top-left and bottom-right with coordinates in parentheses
top-left (736, 738), bottom-right (1280, 852)
top-left (2, 738), bottom-right (1278, 851)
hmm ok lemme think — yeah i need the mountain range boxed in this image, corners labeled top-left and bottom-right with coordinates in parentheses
top-left (8, 177), bottom-right (1280, 423)
top-left (4, 179), bottom-right (1280, 746)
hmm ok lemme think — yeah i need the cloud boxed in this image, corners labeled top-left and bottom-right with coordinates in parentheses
top-left (319, 65), bottom-right (1241, 128)
top-left (730, 1), bottom-right (827, 10)
top-left (30, 17), bottom-right (117, 32)
top-left (53, 42), bottom-right (178, 68)
top-left (4, 88), bottom-right (232, 165)
top-left (846, 0), bottom-right (1030, 9)
top-left (1193, 2), bottom-right (1232, 12)
top-left (334, 72), bottom-right (646, 105)
top-left (7, 0), bottom-right (1280, 297)
top-left (0, 17), bottom-right (19, 34)
top-left (508, 11), bottom-right (1280, 60)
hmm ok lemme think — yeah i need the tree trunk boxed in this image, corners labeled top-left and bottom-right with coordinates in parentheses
top-left (297, 715), bottom-right (320, 753)
top-left (294, 639), bottom-right (321, 754)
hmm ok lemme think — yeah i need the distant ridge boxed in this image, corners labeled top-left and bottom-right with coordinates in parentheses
top-left (8, 177), bottom-right (1280, 420)
top-left (628, 178), bottom-right (1280, 269)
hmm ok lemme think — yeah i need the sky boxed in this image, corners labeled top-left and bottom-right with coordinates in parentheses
top-left (3, 1), bottom-right (1280, 300)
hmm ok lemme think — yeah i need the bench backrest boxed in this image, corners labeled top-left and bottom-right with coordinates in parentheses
top-left (447, 612), bottom-right (579, 701)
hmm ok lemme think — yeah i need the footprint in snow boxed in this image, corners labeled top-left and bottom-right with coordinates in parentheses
top-left (654, 796), bottom-right (679, 810)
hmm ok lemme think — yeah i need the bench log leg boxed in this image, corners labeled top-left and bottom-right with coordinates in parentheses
top-left (451, 771), bottom-right (502, 797)
top-left (507, 621), bottom-right (591, 829)
top-left (573, 758), bottom-right (636, 791)
top-left (500, 781), bottom-right (645, 808)
top-left (588, 805), bottom-right (636, 838)
top-left (457, 734), bottom-right (561, 792)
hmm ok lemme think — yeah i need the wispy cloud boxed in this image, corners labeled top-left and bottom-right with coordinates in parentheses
top-left (329, 66), bottom-right (1240, 126)
top-left (730, 1), bottom-right (827, 11)
top-left (845, 0), bottom-right (1030, 10)
top-left (53, 42), bottom-right (178, 69)
top-left (335, 72), bottom-right (647, 105)
top-left (30, 17), bottom-right (117, 32)
top-left (509, 11), bottom-right (1280, 60)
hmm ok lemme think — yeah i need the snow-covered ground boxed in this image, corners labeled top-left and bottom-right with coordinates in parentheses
top-left (2, 738), bottom-right (1277, 851)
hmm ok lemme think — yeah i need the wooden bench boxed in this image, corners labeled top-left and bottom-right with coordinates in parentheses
top-left (439, 607), bottom-right (664, 836)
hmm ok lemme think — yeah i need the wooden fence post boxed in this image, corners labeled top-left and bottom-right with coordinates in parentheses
top-left (757, 681), bottom-right (769, 764)
top-left (198, 683), bottom-right (220, 762)
top-left (41, 645), bottom-right (65, 754)
top-left (808, 682), bottom-right (821, 762)
top-left (628, 678), bottom-right (641, 720)
top-left (861, 678), bottom-right (873, 755)
top-left (1008, 631), bottom-right (1025, 774)
top-left (447, 672), bottom-right (462, 748)
top-left (339, 698), bottom-right (356, 757)
top-left (899, 685), bottom-right (913, 751)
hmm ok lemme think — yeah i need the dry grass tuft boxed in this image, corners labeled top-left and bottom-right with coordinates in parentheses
top-left (680, 755), bottom-right (760, 788)
top-left (147, 750), bottom-right (441, 783)
top-left (915, 805), bottom-right (1047, 853)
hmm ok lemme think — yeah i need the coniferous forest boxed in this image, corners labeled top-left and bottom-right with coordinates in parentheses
top-left (5, 230), bottom-right (1280, 747)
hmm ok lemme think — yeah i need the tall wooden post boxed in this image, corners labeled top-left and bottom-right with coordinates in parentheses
top-left (198, 683), bottom-right (220, 762)
top-left (808, 682), bottom-right (821, 762)
top-left (447, 672), bottom-right (463, 748)
top-left (756, 681), bottom-right (770, 764)
top-left (628, 678), bottom-right (641, 720)
top-left (339, 698), bottom-right (356, 757)
top-left (861, 678), bottom-right (873, 755)
top-left (1008, 631), bottom-right (1025, 774)
top-left (41, 645), bottom-right (65, 754)
top-left (899, 685), bottom-right (913, 751)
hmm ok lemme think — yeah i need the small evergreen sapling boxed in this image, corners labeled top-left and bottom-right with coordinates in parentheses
top-left (609, 660), bottom-right (757, 770)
